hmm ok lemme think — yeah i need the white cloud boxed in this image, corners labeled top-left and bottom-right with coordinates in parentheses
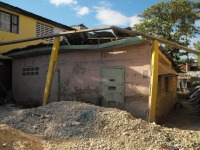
top-left (49, 0), bottom-right (77, 6)
top-left (74, 6), bottom-right (90, 16)
top-left (98, 1), bottom-right (113, 8)
top-left (49, 0), bottom-right (89, 16)
top-left (94, 7), bottom-right (141, 27)
top-left (130, 16), bottom-right (141, 26)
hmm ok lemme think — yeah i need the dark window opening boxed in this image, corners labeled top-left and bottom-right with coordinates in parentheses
top-left (165, 77), bottom-right (169, 92)
top-left (108, 86), bottom-right (116, 91)
top-left (109, 79), bottom-right (115, 82)
top-left (0, 11), bottom-right (19, 34)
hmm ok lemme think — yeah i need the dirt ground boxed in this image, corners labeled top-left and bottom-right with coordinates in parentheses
top-left (158, 99), bottom-right (200, 131)
top-left (0, 124), bottom-right (45, 150)
top-left (0, 97), bottom-right (199, 150)
top-left (158, 90), bottom-right (200, 131)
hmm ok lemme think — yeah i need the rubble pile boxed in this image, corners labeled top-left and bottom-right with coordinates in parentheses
top-left (0, 101), bottom-right (199, 150)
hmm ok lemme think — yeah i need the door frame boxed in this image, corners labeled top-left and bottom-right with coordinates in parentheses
top-left (100, 66), bottom-right (125, 109)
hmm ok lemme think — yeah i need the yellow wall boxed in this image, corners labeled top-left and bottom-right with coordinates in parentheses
top-left (0, 8), bottom-right (64, 54)
top-left (156, 76), bottom-right (177, 120)
top-left (155, 50), bottom-right (177, 121)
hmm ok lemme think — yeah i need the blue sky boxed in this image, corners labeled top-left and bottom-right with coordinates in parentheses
top-left (1, 0), bottom-right (199, 52)
top-left (1, 0), bottom-right (168, 28)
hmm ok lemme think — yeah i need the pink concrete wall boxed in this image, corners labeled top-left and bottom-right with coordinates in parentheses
top-left (12, 44), bottom-right (151, 118)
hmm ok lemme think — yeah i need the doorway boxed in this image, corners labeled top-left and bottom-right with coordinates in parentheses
top-left (101, 66), bottom-right (125, 109)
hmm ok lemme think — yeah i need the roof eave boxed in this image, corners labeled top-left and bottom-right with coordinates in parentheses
top-left (7, 37), bottom-right (144, 58)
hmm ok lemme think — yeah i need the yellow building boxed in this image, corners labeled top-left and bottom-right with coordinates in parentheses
top-left (0, 1), bottom-right (74, 56)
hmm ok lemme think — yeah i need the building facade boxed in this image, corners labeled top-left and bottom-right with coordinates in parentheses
top-left (5, 37), bottom-right (178, 121)
top-left (0, 2), bottom-right (74, 55)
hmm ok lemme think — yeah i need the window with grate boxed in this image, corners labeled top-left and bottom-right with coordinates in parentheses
top-left (0, 11), bottom-right (19, 34)
top-left (36, 22), bottom-right (54, 42)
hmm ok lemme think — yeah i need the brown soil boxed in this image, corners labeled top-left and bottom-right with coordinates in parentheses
top-left (0, 124), bottom-right (44, 150)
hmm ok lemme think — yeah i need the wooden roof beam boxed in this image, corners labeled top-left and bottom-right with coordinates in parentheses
top-left (1, 25), bottom-right (199, 56)
top-left (111, 26), bottom-right (200, 55)
top-left (0, 26), bottom-right (113, 46)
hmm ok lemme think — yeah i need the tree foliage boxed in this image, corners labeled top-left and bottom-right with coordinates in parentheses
top-left (193, 0), bottom-right (200, 19)
top-left (194, 41), bottom-right (200, 68)
top-left (133, 0), bottom-right (200, 63)
top-left (194, 41), bottom-right (200, 50)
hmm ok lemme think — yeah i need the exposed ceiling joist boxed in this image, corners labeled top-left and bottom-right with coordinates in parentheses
top-left (1, 25), bottom-right (200, 55)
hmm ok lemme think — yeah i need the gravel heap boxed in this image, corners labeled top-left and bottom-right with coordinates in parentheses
top-left (0, 101), bottom-right (199, 150)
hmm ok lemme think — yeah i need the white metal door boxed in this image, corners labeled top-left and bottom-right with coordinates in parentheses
top-left (101, 67), bottom-right (124, 109)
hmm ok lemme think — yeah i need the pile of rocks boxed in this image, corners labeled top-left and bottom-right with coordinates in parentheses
top-left (0, 101), bottom-right (199, 149)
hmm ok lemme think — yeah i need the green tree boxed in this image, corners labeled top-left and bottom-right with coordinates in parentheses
top-left (194, 41), bottom-right (200, 68)
top-left (194, 41), bottom-right (200, 50)
top-left (193, 0), bottom-right (200, 19)
top-left (133, 0), bottom-right (200, 63)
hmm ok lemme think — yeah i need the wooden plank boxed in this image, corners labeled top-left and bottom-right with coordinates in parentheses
top-left (0, 26), bottom-right (113, 46)
top-left (111, 26), bottom-right (200, 55)
top-left (42, 37), bottom-right (60, 105)
top-left (148, 40), bottom-right (159, 122)
top-left (1, 25), bottom-right (199, 56)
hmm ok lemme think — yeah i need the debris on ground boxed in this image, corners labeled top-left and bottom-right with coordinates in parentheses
top-left (0, 101), bottom-right (200, 150)
top-left (187, 88), bottom-right (200, 106)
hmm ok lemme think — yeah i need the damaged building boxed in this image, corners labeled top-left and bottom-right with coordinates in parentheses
top-left (2, 26), bottom-right (185, 121)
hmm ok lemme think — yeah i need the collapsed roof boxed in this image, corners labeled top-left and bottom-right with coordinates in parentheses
top-left (1, 26), bottom-right (200, 72)
top-left (1, 26), bottom-right (199, 55)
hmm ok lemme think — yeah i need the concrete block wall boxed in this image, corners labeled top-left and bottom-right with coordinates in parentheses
top-left (12, 44), bottom-right (151, 118)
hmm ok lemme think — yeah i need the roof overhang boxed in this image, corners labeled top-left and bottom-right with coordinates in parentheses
top-left (6, 37), bottom-right (144, 58)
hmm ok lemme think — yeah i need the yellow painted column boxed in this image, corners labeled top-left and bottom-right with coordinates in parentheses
top-left (43, 37), bottom-right (60, 105)
top-left (148, 40), bottom-right (159, 122)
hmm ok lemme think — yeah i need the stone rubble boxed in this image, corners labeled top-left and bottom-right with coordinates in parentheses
top-left (0, 101), bottom-right (199, 150)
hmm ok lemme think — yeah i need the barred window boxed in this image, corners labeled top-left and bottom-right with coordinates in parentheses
top-left (36, 22), bottom-right (54, 42)
top-left (0, 11), bottom-right (19, 34)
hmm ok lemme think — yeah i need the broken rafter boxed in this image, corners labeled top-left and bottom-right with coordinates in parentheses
top-left (0, 26), bottom-right (113, 46)
top-left (111, 26), bottom-right (200, 55)
top-left (1, 25), bottom-right (200, 55)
